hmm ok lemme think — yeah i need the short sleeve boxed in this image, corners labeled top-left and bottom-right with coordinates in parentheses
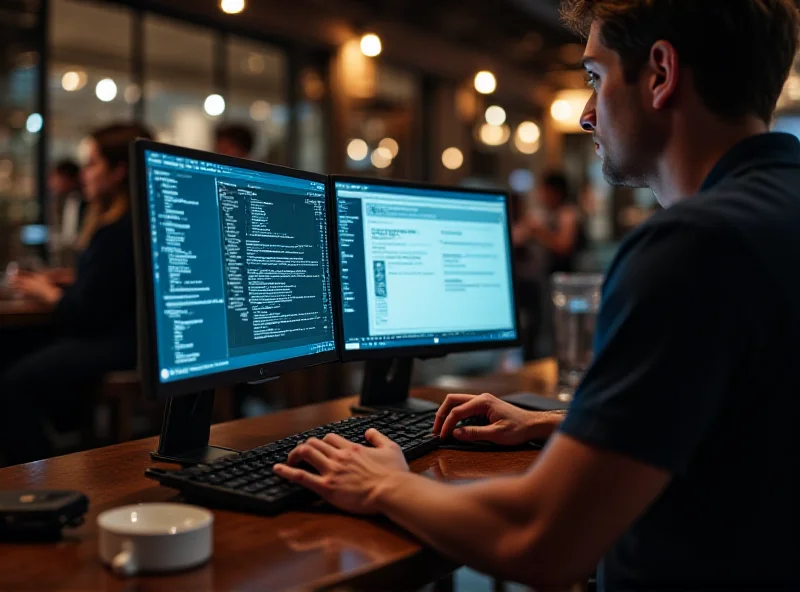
top-left (559, 220), bottom-right (752, 474)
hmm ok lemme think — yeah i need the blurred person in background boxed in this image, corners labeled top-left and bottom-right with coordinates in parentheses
top-left (45, 160), bottom-right (88, 284)
top-left (513, 172), bottom-right (586, 275)
top-left (512, 172), bottom-right (586, 359)
top-left (47, 160), bottom-right (85, 256)
top-left (0, 122), bottom-right (153, 466)
top-left (510, 191), bottom-right (546, 361)
top-left (215, 123), bottom-right (255, 159)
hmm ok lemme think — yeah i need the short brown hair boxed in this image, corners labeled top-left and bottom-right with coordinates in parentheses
top-left (90, 122), bottom-right (153, 173)
top-left (215, 123), bottom-right (255, 155)
top-left (561, 0), bottom-right (800, 123)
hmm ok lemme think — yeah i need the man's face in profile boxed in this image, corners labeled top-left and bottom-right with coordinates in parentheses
top-left (580, 22), bottom-right (661, 190)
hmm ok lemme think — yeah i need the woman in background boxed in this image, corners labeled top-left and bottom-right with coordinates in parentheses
top-left (513, 172), bottom-right (584, 275)
top-left (512, 172), bottom-right (586, 360)
top-left (0, 123), bottom-right (152, 466)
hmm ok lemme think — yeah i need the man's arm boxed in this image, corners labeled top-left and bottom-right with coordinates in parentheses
top-left (276, 220), bottom-right (743, 588)
top-left (375, 433), bottom-right (669, 589)
top-left (277, 430), bottom-right (670, 590)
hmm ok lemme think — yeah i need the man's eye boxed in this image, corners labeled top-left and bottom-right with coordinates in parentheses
top-left (586, 73), bottom-right (599, 90)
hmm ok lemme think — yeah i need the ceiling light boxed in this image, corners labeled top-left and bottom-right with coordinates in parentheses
top-left (220, 0), bottom-right (245, 15)
top-left (442, 147), bottom-right (464, 170)
top-left (485, 105), bottom-right (506, 126)
top-left (61, 70), bottom-right (86, 92)
top-left (378, 137), bottom-right (399, 158)
top-left (516, 121), bottom-right (541, 144)
top-left (371, 146), bottom-right (393, 169)
top-left (474, 71), bottom-right (497, 95)
top-left (204, 94), bottom-right (226, 116)
top-left (514, 135), bottom-right (541, 155)
top-left (347, 139), bottom-right (369, 161)
top-left (360, 33), bottom-right (382, 58)
top-left (551, 99), bottom-right (573, 122)
top-left (95, 78), bottom-right (118, 102)
top-left (550, 89), bottom-right (593, 132)
top-left (479, 123), bottom-right (510, 146)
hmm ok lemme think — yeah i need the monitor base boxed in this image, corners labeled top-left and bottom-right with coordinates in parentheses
top-left (150, 445), bottom-right (239, 466)
top-left (350, 397), bottom-right (439, 415)
top-left (356, 358), bottom-right (439, 414)
top-left (152, 389), bottom-right (238, 466)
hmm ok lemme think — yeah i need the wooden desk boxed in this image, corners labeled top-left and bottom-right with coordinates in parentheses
top-left (0, 387), bottom-right (540, 591)
top-left (433, 358), bottom-right (559, 398)
top-left (0, 297), bottom-right (55, 328)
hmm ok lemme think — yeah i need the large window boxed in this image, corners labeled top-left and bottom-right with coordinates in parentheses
top-left (0, 0), bottom-right (42, 266)
top-left (50, 0), bottom-right (132, 163)
top-left (350, 64), bottom-right (419, 179)
top-left (227, 37), bottom-right (287, 164)
top-left (24, 0), bottom-right (331, 263)
top-left (144, 16), bottom-right (214, 150)
top-left (296, 61), bottom-right (327, 174)
top-left (1, 1), bottom-right (42, 222)
top-left (334, 41), bottom-right (421, 180)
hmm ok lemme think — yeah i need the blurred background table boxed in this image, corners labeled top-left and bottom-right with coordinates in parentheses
top-left (0, 295), bottom-right (55, 329)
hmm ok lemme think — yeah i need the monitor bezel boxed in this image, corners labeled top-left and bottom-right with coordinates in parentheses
top-left (329, 174), bottom-right (521, 363)
top-left (131, 139), bottom-right (339, 400)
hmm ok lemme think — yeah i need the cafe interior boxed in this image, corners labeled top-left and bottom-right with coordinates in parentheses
top-left (2, 0), bottom-right (800, 590)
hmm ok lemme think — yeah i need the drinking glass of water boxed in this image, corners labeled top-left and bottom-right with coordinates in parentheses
top-left (552, 273), bottom-right (604, 401)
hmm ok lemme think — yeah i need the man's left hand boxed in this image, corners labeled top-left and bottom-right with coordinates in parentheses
top-left (274, 429), bottom-right (409, 515)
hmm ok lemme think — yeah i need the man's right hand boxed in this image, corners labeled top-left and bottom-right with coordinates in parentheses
top-left (433, 393), bottom-right (564, 446)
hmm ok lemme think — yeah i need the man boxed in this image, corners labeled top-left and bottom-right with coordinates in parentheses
top-left (214, 123), bottom-right (255, 159)
top-left (276, 1), bottom-right (800, 589)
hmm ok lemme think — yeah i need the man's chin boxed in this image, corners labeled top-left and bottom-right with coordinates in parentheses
top-left (602, 160), bottom-right (648, 189)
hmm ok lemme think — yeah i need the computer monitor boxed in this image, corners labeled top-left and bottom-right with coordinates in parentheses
top-left (331, 176), bottom-right (520, 412)
top-left (131, 140), bottom-right (338, 463)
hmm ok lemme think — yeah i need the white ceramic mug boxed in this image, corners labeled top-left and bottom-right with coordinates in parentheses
top-left (97, 503), bottom-right (213, 576)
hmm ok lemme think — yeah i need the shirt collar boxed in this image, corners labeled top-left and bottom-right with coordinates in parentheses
top-left (700, 132), bottom-right (800, 191)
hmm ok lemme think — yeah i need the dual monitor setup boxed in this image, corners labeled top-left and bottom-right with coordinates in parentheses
top-left (131, 140), bottom-right (520, 465)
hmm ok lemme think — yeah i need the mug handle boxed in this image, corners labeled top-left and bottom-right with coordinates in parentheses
top-left (111, 540), bottom-right (137, 577)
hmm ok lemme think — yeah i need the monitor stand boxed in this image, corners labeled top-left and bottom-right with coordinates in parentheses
top-left (151, 390), bottom-right (239, 466)
top-left (351, 358), bottom-right (439, 414)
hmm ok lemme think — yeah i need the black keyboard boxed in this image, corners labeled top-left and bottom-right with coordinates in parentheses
top-left (145, 411), bottom-right (439, 515)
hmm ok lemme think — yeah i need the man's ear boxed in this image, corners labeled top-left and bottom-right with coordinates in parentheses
top-left (648, 40), bottom-right (679, 110)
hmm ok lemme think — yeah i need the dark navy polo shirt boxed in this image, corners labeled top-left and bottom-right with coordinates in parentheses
top-left (560, 133), bottom-right (800, 590)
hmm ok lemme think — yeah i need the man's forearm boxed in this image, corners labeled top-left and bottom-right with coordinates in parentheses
top-left (370, 412), bottom-right (567, 583)
top-left (523, 410), bottom-right (567, 441)
top-left (374, 472), bottom-right (541, 584)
